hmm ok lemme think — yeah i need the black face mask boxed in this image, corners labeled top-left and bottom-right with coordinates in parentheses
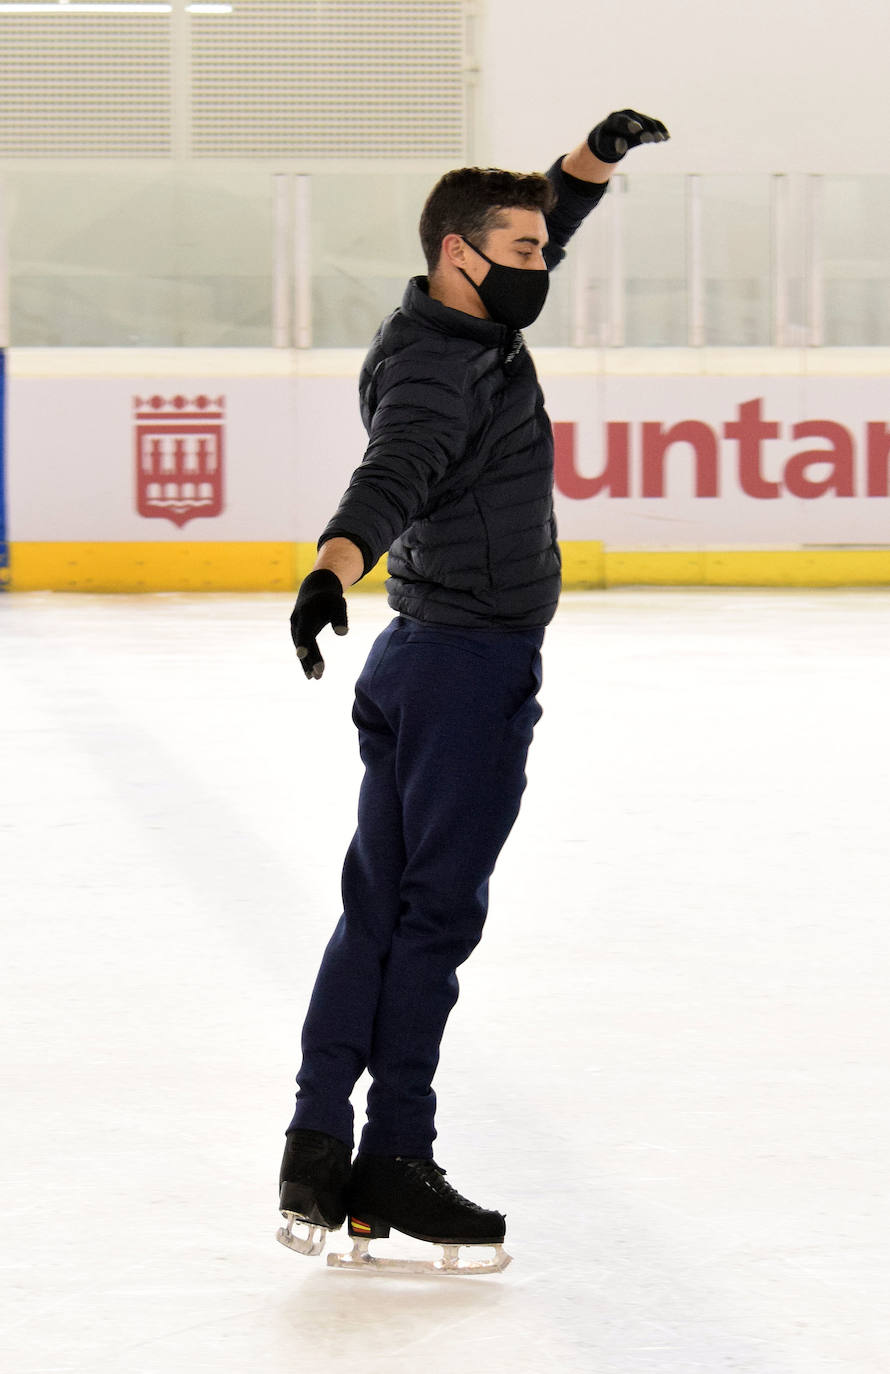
top-left (458, 237), bottom-right (549, 330)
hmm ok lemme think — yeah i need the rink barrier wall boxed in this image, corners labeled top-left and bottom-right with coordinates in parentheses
top-left (0, 349), bottom-right (7, 591)
top-left (9, 348), bottom-right (890, 589)
top-left (9, 541), bottom-right (890, 592)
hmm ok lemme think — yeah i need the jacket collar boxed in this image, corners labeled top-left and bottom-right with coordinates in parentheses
top-left (401, 276), bottom-right (509, 346)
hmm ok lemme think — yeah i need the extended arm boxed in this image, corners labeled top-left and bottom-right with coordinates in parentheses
top-left (289, 538), bottom-right (364, 680)
top-left (290, 360), bottom-right (468, 679)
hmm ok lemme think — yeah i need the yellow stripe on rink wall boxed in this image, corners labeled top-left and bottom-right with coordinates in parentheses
top-left (595, 548), bottom-right (890, 588)
top-left (8, 541), bottom-right (890, 591)
top-left (7, 541), bottom-right (392, 592)
top-left (9, 542), bottom-right (303, 593)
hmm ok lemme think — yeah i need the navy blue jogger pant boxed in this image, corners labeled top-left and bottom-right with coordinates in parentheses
top-left (288, 615), bottom-right (544, 1157)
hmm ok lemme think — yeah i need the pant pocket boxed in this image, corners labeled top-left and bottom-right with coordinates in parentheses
top-left (502, 646), bottom-right (543, 727)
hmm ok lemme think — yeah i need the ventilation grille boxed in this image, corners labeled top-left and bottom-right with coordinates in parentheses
top-left (0, 0), bottom-right (469, 160)
top-left (190, 0), bottom-right (467, 158)
top-left (0, 11), bottom-right (172, 157)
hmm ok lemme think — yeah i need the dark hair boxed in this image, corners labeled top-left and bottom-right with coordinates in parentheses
top-left (419, 166), bottom-right (556, 274)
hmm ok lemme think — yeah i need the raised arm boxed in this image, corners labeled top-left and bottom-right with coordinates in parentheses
top-left (566, 108), bottom-right (670, 183)
top-left (545, 108), bottom-right (670, 269)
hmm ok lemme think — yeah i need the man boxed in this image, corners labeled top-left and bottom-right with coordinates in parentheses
top-left (278, 109), bottom-right (669, 1274)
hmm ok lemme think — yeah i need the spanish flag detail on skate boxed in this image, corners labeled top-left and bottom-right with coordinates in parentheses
top-left (350, 1217), bottom-right (373, 1236)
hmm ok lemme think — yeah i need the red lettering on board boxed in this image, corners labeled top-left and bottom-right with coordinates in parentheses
top-left (553, 421), bottom-right (630, 498)
top-left (724, 398), bottom-right (781, 500)
top-left (641, 420), bottom-right (719, 498)
top-left (867, 422), bottom-right (890, 497)
top-left (784, 421), bottom-right (855, 498)
top-left (553, 401), bottom-right (890, 501)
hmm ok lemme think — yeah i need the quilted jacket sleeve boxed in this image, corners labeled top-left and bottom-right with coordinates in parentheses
top-left (318, 351), bottom-right (469, 577)
top-left (543, 156), bottom-right (609, 271)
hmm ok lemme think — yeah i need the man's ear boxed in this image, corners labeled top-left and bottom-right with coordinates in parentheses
top-left (440, 233), bottom-right (469, 271)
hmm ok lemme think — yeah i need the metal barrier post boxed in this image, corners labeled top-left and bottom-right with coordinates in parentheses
top-left (607, 174), bottom-right (626, 348)
top-left (806, 174), bottom-right (824, 347)
top-left (273, 173), bottom-right (291, 348)
top-left (293, 174), bottom-right (312, 349)
top-left (771, 173), bottom-right (789, 347)
top-left (687, 173), bottom-right (705, 346)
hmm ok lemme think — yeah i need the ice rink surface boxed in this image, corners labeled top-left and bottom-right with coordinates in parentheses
top-left (2, 587), bottom-right (889, 1374)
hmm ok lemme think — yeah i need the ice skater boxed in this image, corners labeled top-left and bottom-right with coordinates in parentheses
top-left (278, 109), bottom-right (670, 1274)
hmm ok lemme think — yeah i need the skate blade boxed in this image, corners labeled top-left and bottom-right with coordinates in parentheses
top-left (276, 1212), bottom-right (328, 1257)
top-left (327, 1237), bottom-right (512, 1276)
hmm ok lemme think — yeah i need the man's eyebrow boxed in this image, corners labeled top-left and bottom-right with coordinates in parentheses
top-left (512, 234), bottom-right (549, 247)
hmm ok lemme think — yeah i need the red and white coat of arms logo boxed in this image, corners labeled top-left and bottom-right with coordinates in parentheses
top-left (135, 394), bottom-right (225, 527)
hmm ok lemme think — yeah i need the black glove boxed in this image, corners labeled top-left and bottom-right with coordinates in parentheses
top-left (289, 569), bottom-right (348, 680)
top-left (588, 109), bottom-right (670, 164)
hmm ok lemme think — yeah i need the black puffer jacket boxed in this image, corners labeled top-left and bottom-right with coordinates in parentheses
top-left (319, 158), bottom-right (607, 629)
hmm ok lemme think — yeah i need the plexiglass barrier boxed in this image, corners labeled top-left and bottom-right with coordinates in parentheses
top-left (2, 166), bottom-right (889, 348)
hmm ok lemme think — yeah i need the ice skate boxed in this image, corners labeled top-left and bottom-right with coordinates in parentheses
top-left (327, 1155), bottom-right (511, 1275)
top-left (276, 1129), bottom-right (352, 1257)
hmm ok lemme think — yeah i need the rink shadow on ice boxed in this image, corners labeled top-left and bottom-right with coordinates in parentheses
top-left (275, 1257), bottom-right (512, 1361)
